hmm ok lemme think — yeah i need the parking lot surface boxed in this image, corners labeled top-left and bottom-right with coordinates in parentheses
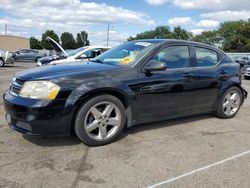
top-left (0, 62), bottom-right (250, 188)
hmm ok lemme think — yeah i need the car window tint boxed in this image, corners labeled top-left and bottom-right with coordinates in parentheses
top-left (195, 47), bottom-right (218, 67)
top-left (149, 46), bottom-right (190, 69)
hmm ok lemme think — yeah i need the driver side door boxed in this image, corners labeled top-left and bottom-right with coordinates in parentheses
top-left (137, 45), bottom-right (195, 123)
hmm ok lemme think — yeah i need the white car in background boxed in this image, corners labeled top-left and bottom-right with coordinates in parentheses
top-left (0, 48), bottom-right (14, 67)
top-left (37, 37), bottom-right (112, 66)
top-left (50, 45), bottom-right (112, 65)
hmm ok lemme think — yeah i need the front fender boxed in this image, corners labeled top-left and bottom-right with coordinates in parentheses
top-left (64, 77), bottom-right (137, 127)
top-left (65, 77), bottom-right (135, 107)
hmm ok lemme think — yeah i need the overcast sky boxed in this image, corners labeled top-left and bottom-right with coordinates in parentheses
top-left (0, 0), bottom-right (249, 45)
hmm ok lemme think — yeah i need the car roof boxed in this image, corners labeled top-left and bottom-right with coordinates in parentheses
top-left (132, 39), bottom-right (210, 47)
top-left (131, 39), bottom-right (225, 55)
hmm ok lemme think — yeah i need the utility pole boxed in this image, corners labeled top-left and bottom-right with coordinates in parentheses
top-left (106, 24), bottom-right (110, 46)
top-left (5, 22), bottom-right (7, 35)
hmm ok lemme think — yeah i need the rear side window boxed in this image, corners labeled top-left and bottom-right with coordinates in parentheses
top-left (195, 47), bottom-right (218, 67)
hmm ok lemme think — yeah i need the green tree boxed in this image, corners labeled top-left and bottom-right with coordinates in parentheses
top-left (219, 20), bottom-right (245, 40)
top-left (41, 30), bottom-right (60, 50)
top-left (76, 31), bottom-right (90, 47)
top-left (166, 26), bottom-right (193, 40)
top-left (219, 20), bottom-right (250, 52)
top-left (30, 37), bottom-right (43, 49)
top-left (60, 32), bottom-right (77, 49)
top-left (192, 30), bottom-right (221, 45)
top-left (128, 26), bottom-right (171, 40)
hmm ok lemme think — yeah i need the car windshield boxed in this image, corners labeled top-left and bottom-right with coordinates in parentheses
top-left (67, 47), bottom-right (88, 57)
top-left (93, 41), bottom-right (158, 66)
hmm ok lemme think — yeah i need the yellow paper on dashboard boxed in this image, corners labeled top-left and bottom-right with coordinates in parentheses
top-left (120, 56), bottom-right (133, 65)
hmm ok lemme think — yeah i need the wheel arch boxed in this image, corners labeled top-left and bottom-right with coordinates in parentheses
top-left (70, 88), bottom-right (133, 134)
top-left (218, 81), bottom-right (246, 105)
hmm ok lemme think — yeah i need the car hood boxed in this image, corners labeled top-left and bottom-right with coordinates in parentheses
top-left (47, 37), bottom-right (68, 57)
top-left (50, 58), bottom-right (88, 65)
top-left (16, 62), bottom-right (119, 80)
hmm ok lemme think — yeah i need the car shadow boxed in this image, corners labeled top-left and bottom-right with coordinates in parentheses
top-left (22, 134), bottom-right (82, 147)
top-left (118, 113), bottom-right (214, 140)
top-left (22, 113), bottom-right (214, 147)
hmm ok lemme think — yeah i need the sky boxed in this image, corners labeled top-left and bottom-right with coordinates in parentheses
top-left (0, 0), bottom-right (249, 46)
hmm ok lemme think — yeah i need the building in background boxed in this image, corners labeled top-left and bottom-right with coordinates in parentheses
top-left (0, 35), bottom-right (29, 52)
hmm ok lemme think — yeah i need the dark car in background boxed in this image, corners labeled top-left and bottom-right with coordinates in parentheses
top-left (3, 39), bottom-right (247, 146)
top-left (13, 49), bottom-right (47, 62)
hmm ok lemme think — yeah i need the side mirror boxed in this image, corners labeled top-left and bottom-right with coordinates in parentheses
top-left (142, 60), bottom-right (167, 73)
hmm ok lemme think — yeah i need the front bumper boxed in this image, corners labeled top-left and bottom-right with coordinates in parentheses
top-left (3, 91), bottom-right (74, 136)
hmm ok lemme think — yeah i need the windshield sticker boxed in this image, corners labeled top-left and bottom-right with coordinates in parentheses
top-left (135, 42), bottom-right (151, 47)
top-left (120, 56), bottom-right (133, 65)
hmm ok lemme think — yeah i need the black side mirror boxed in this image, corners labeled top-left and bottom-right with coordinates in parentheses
top-left (143, 60), bottom-right (167, 73)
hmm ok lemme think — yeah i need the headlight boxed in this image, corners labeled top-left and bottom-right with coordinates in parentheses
top-left (19, 81), bottom-right (60, 100)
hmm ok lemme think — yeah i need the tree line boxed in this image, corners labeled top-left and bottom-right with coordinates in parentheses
top-left (128, 19), bottom-right (250, 52)
top-left (30, 30), bottom-right (90, 50)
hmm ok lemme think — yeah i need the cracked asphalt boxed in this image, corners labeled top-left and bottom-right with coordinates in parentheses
top-left (0, 62), bottom-right (250, 188)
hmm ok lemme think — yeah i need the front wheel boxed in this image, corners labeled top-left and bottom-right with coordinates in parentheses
top-left (74, 95), bottom-right (126, 146)
top-left (0, 58), bottom-right (4, 67)
top-left (215, 87), bottom-right (243, 119)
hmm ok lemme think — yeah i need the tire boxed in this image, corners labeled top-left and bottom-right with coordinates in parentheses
top-left (215, 86), bottom-right (243, 119)
top-left (74, 95), bottom-right (126, 146)
top-left (35, 57), bottom-right (41, 62)
top-left (0, 58), bottom-right (4, 67)
top-left (244, 76), bottom-right (250, 80)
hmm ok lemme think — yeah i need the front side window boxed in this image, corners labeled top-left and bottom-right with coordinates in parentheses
top-left (84, 48), bottom-right (102, 58)
top-left (147, 46), bottom-right (190, 69)
top-left (195, 47), bottom-right (218, 67)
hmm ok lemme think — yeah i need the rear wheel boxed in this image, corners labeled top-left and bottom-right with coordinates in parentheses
top-left (74, 95), bottom-right (126, 146)
top-left (215, 87), bottom-right (243, 119)
top-left (0, 58), bottom-right (4, 67)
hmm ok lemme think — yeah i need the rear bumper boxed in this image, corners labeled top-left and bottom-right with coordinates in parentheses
top-left (3, 91), bottom-right (74, 136)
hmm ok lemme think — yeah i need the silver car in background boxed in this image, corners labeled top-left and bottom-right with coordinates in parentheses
top-left (13, 49), bottom-right (47, 62)
top-left (0, 48), bottom-right (14, 67)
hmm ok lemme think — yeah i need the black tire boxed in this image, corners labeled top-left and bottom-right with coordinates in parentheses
top-left (35, 57), bottom-right (41, 62)
top-left (215, 86), bottom-right (243, 119)
top-left (74, 95), bottom-right (126, 146)
top-left (0, 58), bottom-right (4, 67)
top-left (244, 76), bottom-right (250, 80)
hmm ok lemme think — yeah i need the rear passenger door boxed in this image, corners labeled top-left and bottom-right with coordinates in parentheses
top-left (191, 46), bottom-right (222, 113)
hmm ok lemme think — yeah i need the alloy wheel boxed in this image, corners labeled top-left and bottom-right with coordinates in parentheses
top-left (223, 90), bottom-right (241, 116)
top-left (84, 101), bottom-right (121, 141)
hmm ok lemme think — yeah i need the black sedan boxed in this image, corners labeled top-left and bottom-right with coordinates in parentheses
top-left (3, 39), bottom-right (248, 146)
